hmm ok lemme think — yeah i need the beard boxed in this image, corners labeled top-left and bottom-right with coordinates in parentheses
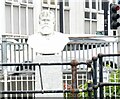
top-left (40, 25), bottom-right (54, 35)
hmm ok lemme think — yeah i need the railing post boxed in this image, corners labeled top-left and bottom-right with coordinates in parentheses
top-left (86, 60), bottom-right (92, 99)
top-left (92, 56), bottom-right (98, 99)
top-left (98, 53), bottom-right (104, 99)
top-left (71, 59), bottom-right (78, 99)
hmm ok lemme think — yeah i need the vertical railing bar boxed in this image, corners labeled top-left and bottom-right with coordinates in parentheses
top-left (81, 74), bottom-right (84, 97)
top-left (92, 56), bottom-right (98, 99)
top-left (98, 53), bottom-right (104, 99)
top-left (27, 44), bottom-right (29, 62)
top-left (86, 60), bottom-right (92, 99)
top-left (10, 75), bottom-right (12, 98)
top-left (32, 74), bottom-right (35, 98)
top-left (31, 48), bottom-right (33, 62)
top-left (4, 70), bottom-right (8, 98)
top-left (14, 44), bottom-right (16, 63)
top-left (23, 44), bottom-right (25, 62)
top-left (18, 44), bottom-right (20, 63)
top-left (21, 75), bottom-right (23, 99)
top-left (9, 44), bottom-right (12, 63)
top-left (15, 76), bottom-right (17, 98)
top-left (27, 75), bottom-right (29, 99)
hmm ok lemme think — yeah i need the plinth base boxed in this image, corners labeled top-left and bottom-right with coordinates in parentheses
top-left (35, 54), bottom-right (63, 97)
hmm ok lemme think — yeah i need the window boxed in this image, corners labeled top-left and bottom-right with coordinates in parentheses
top-left (85, 0), bottom-right (89, 8)
top-left (28, 0), bottom-right (33, 4)
top-left (102, 0), bottom-right (104, 10)
top-left (21, 7), bottom-right (26, 35)
top-left (5, 5), bottom-right (12, 33)
top-left (14, 0), bottom-right (18, 2)
top-left (65, 0), bottom-right (69, 6)
top-left (92, 13), bottom-right (97, 19)
top-left (28, 8), bottom-right (34, 35)
top-left (85, 12), bottom-right (90, 19)
top-left (50, 0), bottom-right (55, 5)
top-left (85, 20), bottom-right (90, 34)
top-left (57, 10), bottom-right (60, 32)
top-left (22, 0), bottom-right (27, 3)
top-left (98, 0), bottom-right (100, 11)
top-left (92, 0), bottom-right (96, 9)
top-left (5, 1), bottom-right (34, 36)
top-left (64, 10), bottom-right (70, 34)
top-left (92, 21), bottom-right (97, 34)
top-left (43, 0), bottom-right (48, 4)
top-left (6, 0), bottom-right (12, 1)
top-left (13, 6), bottom-right (19, 34)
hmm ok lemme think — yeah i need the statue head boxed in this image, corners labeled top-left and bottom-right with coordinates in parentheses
top-left (39, 10), bottom-right (55, 36)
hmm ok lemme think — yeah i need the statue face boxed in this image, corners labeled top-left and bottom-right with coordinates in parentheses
top-left (39, 10), bottom-right (55, 35)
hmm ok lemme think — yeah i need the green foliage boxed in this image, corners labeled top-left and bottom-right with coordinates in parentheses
top-left (105, 70), bottom-right (120, 97)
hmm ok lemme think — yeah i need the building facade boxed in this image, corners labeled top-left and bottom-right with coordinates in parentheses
top-left (0, 0), bottom-right (116, 38)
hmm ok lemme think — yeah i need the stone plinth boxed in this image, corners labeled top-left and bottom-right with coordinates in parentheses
top-left (35, 54), bottom-right (63, 97)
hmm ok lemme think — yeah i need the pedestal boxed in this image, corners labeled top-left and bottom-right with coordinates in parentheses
top-left (35, 53), bottom-right (63, 97)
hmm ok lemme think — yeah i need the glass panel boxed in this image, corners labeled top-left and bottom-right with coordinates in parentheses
top-left (43, 0), bottom-right (48, 4)
top-left (102, 0), bottom-right (104, 10)
top-left (28, 81), bottom-right (32, 90)
top-left (28, 8), bottom-right (34, 35)
top-left (5, 5), bottom-right (12, 33)
top-left (85, 12), bottom-right (90, 18)
top-left (14, 0), bottom-right (18, 2)
top-left (13, 6), bottom-right (19, 34)
top-left (67, 75), bottom-right (71, 79)
top-left (65, 0), bottom-right (69, 6)
top-left (98, 0), bottom-right (100, 11)
top-left (85, 0), bottom-right (89, 8)
top-left (85, 20), bottom-right (90, 34)
top-left (28, 0), bottom-right (33, 4)
top-left (64, 10), bottom-right (70, 34)
top-left (17, 81), bottom-right (21, 90)
top-left (92, 0), bottom-right (96, 9)
top-left (22, 0), bottom-right (27, 3)
top-left (23, 81), bottom-right (27, 90)
top-left (92, 21), bottom-right (97, 34)
top-left (50, 0), bottom-right (55, 5)
top-left (92, 13), bottom-right (97, 19)
top-left (6, 0), bottom-right (12, 1)
top-left (21, 7), bottom-right (26, 35)
top-left (57, 9), bottom-right (60, 32)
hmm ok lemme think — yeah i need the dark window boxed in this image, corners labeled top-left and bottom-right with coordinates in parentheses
top-left (43, 0), bottom-right (48, 4)
top-left (102, 0), bottom-right (104, 10)
top-left (92, 0), bottom-right (96, 9)
top-left (98, 0), bottom-right (100, 11)
top-left (50, 0), bottom-right (55, 5)
top-left (85, 0), bottom-right (89, 8)
top-left (65, 0), bottom-right (69, 6)
top-left (92, 13), bottom-right (96, 19)
top-left (85, 12), bottom-right (90, 18)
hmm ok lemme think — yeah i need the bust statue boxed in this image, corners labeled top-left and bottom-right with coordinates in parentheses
top-left (27, 10), bottom-right (69, 54)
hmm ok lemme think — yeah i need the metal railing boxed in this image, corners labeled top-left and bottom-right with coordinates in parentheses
top-left (0, 35), bottom-right (120, 98)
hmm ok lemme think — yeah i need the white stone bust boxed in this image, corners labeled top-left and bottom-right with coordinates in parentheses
top-left (27, 10), bottom-right (69, 54)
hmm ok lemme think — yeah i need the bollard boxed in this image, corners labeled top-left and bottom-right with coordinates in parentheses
top-left (71, 59), bottom-right (78, 99)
